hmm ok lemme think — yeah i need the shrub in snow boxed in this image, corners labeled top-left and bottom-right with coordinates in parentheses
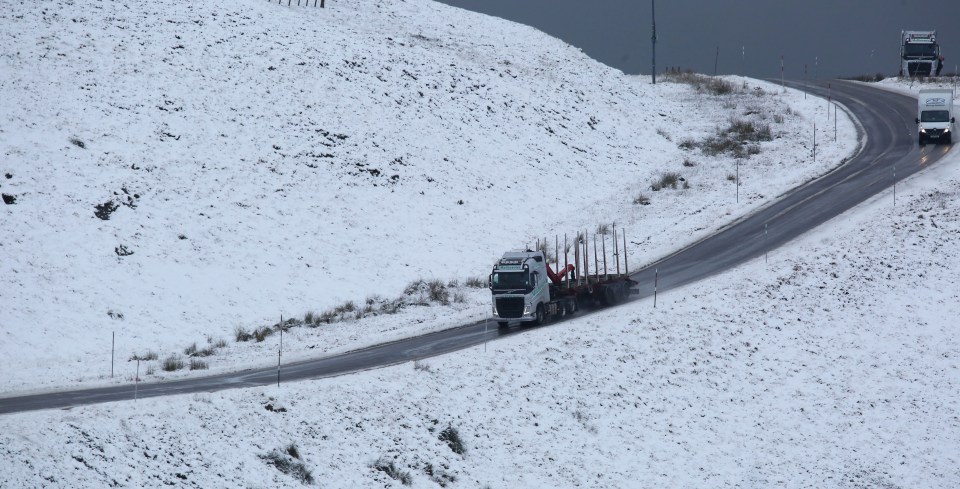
top-left (372, 458), bottom-right (411, 486)
top-left (261, 445), bottom-right (313, 485)
top-left (438, 426), bottom-right (465, 456)
top-left (633, 193), bottom-right (651, 206)
top-left (234, 326), bottom-right (253, 342)
top-left (129, 350), bottom-right (158, 361)
top-left (93, 200), bottom-right (118, 220)
top-left (162, 354), bottom-right (184, 371)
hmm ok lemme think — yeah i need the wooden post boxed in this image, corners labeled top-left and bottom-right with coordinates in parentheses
top-left (601, 231), bottom-right (607, 277)
top-left (613, 223), bottom-right (620, 276)
top-left (593, 234), bottom-right (599, 281)
top-left (622, 229), bottom-right (628, 275)
top-left (584, 230), bottom-right (589, 286)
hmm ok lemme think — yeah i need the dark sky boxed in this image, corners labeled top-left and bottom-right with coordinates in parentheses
top-left (436, 0), bottom-right (960, 80)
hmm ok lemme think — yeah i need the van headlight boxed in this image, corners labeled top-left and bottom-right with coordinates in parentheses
top-left (920, 127), bottom-right (927, 133)
top-left (944, 127), bottom-right (951, 133)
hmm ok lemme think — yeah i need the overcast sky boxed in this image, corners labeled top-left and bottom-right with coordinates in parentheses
top-left (436, 0), bottom-right (960, 80)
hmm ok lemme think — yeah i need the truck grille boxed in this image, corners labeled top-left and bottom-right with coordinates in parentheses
top-left (908, 61), bottom-right (932, 76)
top-left (496, 297), bottom-right (525, 318)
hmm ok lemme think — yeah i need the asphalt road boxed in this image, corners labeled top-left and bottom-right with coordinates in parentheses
top-left (0, 80), bottom-right (951, 415)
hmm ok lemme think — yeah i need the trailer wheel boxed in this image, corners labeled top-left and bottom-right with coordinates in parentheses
top-left (534, 304), bottom-right (545, 325)
top-left (602, 286), bottom-right (618, 306)
top-left (565, 299), bottom-right (577, 315)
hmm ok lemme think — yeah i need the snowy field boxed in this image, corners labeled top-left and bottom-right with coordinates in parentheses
top-left (2, 117), bottom-right (958, 489)
top-left (0, 0), bottom-right (856, 393)
top-left (4, 0), bottom-right (958, 487)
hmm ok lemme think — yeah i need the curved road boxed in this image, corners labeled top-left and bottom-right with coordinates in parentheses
top-left (1, 80), bottom-right (952, 415)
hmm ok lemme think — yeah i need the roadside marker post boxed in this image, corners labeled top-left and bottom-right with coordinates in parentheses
top-left (134, 359), bottom-right (139, 401)
top-left (111, 331), bottom-right (115, 379)
top-left (277, 314), bottom-right (283, 388)
top-left (736, 158), bottom-right (740, 203)
top-left (764, 223), bottom-right (769, 264)
top-left (654, 268), bottom-right (659, 308)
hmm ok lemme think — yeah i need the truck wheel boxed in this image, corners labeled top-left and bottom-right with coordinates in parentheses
top-left (497, 321), bottom-right (509, 329)
top-left (534, 304), bottom-right (545, 325)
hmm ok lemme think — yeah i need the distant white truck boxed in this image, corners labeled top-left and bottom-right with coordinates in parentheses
top-left (901, 30), bottom-right (941, 77)
top-left (916, 89), bottom-right (955, 145)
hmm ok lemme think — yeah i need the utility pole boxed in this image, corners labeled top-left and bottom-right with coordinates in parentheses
top-left (651, 0), bottom-right (657, 84)
top-left (714, 46), bottom-right (719, 76)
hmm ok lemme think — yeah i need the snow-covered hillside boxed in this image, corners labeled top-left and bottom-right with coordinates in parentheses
top-left (2, 109), bottom-right (957, 489)
top-left (0, 0), bottom-right (855, 391)
top-left (2, 0), bottom-right (958, 488)
top-left (0, 0), bottom-right (855, 393)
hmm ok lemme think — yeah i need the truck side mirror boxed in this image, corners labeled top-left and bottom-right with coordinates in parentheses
top-left (488, 274), bottom-right (493, 289)
top-left (915, 117), bottom-right (920, 124)
top-left (953, 117), bottom-right (956, 123)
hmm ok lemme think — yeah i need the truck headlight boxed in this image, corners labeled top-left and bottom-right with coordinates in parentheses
top-left (523, 303), bottom-right (531, 315)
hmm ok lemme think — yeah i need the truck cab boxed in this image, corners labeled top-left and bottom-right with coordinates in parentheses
top-left (901, 31), bottom-right (941, 77)
top-left (917, 89), bottom-right (955, 145)
top-left (489, 251), bottom-right (551, 326)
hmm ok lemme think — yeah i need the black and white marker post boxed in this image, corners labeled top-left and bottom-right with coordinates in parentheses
top-left (277, 314), bottom-right (283, 388)
top-left (653, 268), bottom-right (659, 308)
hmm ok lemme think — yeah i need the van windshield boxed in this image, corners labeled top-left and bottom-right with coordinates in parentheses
top-left (491, 272), bottom-right (529, 291)
top-left (921, 110), bottom-right (950, 123)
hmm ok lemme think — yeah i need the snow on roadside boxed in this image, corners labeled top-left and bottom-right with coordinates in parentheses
top-left (1, 112), bottom-right (956, 489)
top-left (0, 0), bottom-right (856, 393)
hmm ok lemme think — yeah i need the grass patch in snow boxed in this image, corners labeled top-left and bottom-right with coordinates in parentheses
top-left (189, 358), bottom-right (208, 370)
top-left (650, 171), bottom-right (682, 191)
top-left (161, 354), bottom-right (185, 372)
top-left (261, 444), bottom-right (314, 485)
top-left (129, 350), bottom-right (158, 361)
top-left (372, 458), bottom-right (412, 486)
top-left (661, 70), bottom-right (737, 95)
top-left (439, 426), bottom-right (465, 456)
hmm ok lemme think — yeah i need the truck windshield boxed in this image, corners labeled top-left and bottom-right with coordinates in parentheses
top-left (904, 44), bottom-right (937, 58)
top-left (921, 110), bottom-right (950, 123)
top-left (491, 272), bottom-right (529, 291)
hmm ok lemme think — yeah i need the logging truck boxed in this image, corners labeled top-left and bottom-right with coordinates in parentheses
top-left (489, 227), bottom-right (638, 327)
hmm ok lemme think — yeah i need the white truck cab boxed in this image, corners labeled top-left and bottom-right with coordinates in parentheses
top-left (489, 251), bottom-right (552, 326)
top-left (917, 89), bottom-right (955, 145)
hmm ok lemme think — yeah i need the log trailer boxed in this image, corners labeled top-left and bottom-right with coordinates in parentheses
top-left (489, 226), bottom-right (638, 327)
